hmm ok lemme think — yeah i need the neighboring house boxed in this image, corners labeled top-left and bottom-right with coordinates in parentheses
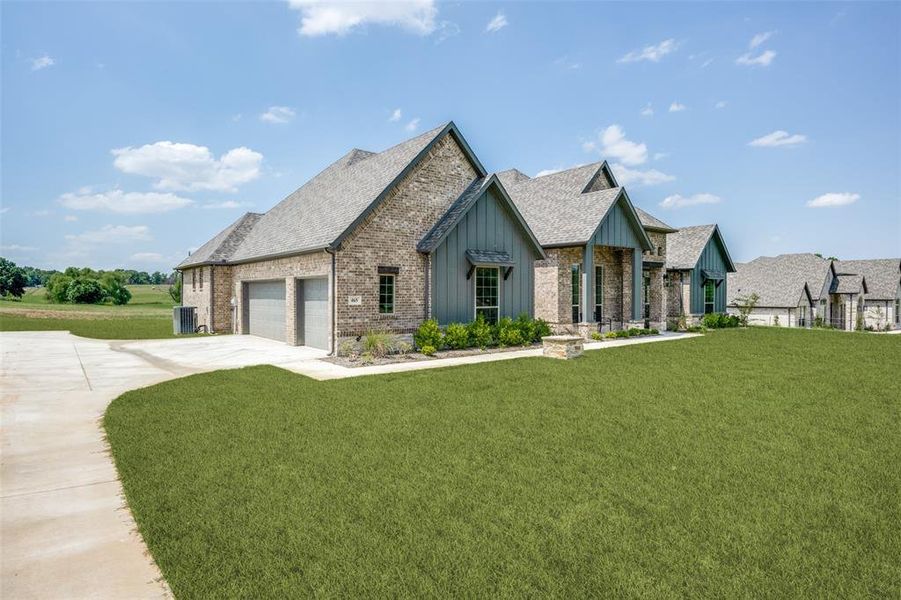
top-left (726, 253), bottom-right (878, 331)
top-left (834, 259), bottom-right (900, 330)
top-left (178, 122), bottom-right (545, 351)
top-left (727, 254), bottom-right (831, 327)
top-left (666, 225), bottom-right (737, 323)
top-left (497, 163), bottom-right (662, 333)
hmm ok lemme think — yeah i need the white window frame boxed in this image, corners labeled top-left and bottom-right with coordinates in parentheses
top-left (571, 264), bottom-right (581, 323)
top-left (704, 280), bottom-right (716, 314)
top-left (594, 265), bottom-right (604, 322)
top-left (192, 269), bottom-right (196, 292)
top-left (474, 266), bottom-right (500, 324)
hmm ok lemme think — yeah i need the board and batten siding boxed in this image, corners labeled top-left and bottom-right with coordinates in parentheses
top-left (690, 234), bottom-right (730, 314)
top-left (431, 188), bottom-right (538, 324)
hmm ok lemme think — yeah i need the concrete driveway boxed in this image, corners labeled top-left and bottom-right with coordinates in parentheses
top-left (0, 331), bottom-right (325, 599)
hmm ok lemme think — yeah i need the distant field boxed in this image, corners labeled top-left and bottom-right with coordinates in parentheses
top-left (0, 285), bottom-right (178, 338)
top-left (0, 285), bottom-right (175, 318)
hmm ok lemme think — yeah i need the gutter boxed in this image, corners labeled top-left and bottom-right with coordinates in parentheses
top-left (325, 248), bottom-right (337, 356)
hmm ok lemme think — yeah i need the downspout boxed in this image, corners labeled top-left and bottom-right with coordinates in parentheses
top-left (325, 248), bottom-right (337, 356)
top-left (424, 253), bottom-right (431, 321)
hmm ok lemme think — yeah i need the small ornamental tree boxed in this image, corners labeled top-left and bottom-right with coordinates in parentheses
top-left (169, 274), bottom-right (182, 304)
top-left (0, 257), bottom-right (28, 299)
top-left (732, 292), bottom-right (760, 326)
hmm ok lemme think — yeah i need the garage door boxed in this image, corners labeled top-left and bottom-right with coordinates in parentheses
top-left (247, 281), bottom-right (286, 341)
top-left (300, 278), bottom-right (329, 350)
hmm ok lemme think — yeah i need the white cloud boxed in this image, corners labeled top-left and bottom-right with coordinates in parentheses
top-left (31, 55), bottom-right (55, 71)
top-left (201, 200), bottom-right (252, 210)
top-left (130, 252), bottom-right (164, 262)
top-left (640, 103), bottom-right (654, 117)
top-left (434, 20), bottom-right (460, 44)
top-left (715, 100), bottom-right (727, 109)
top-left (66, 225), bottom-right (152, 244)
top-left (59, 189), bottom-right (193, 214)
top-left (0, 244), bottom-right (37, 252)
top-left (612, 164), bottom-right (675, 187)
top-left (659, 193), bottom-right (722, 209)
top-left (405, 117), bottom-right (420, 132)
top-left (669, 102), bottom-right (686, 112)
top-left (618, 38), bottom-right (678, 63)
top-left (581, 141), bottom-right (597, 153)
top-left (535, 168), bottom-right (562, 177)
top-left (389, 108), bottom-right (402, 122)
top-left (112, 142), bottom-right (263, 192)
top-left (653, 152), bottom-right (669, 160)
top-left (598, 125), bottom-right (647, 166)
top-left (289, 0), bottom-right (437, 37)
top-left (750, 31), bottom-right (776, 49)
top-left (748, 130), bottom-right (807, 147)
top-left (259, 106), bottom-right (296, 124)
top-left (806, 192), bottom-right (860, 208)
top-left (736, 49), bottom-right (776, 67)
top-left (64, 215), bottom-right (78, 222)
top-left (485, 11), bottom-right (507, 33)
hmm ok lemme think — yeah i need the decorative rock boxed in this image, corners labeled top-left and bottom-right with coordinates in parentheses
top-left (541, 335), bottom-right (584, 359)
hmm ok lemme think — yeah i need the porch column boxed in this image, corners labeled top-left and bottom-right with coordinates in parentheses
top-left (631, 249), bottom-right (642, 321)
top-left (581, 243), bottom-right (594, 323)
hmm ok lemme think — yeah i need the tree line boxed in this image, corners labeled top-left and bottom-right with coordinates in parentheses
top-left (0, 257), bottom-right (180, 305)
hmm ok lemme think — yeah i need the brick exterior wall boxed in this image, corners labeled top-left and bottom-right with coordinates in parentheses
top-left (666, 270), bottom-right (693, 323)
top-left (181, 266), bottom-right (213, 332)
top-left (534, 245), bottom-right (654, 333)
top-left (334, 133), bottom-right (478, 338)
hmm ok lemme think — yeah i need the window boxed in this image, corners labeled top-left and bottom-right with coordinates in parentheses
top-left (192, 269), bottom-right (196, 291)
top-left (199, 268), bottom-right (203, 290)
top-left (896, 298), bottom-right (899, 324)
top-left (799, 305), bottom-right (808, 328)
top-left (571, 264), bottom-right (581, 323)
top-left (704, 280), bottom-right (716, 314)
top-left (643, 274), bottom-right (651, 320)
top-left (475, 267), bottom-right (499, 324)
top-left (594, 265), bottom-right (604, 322)
top-left (378, 274), bottom-right (395, 314)
top-left (657, 246), bottom-right (663, 256)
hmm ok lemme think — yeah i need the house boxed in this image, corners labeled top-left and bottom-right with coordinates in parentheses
top-left (727, 254), bottom-right (830, 327)
top-left (497, 163), bottom-right (664, 334)
top-left (665, 225), bottom-right (737, 324)
top-left (834, 259), bottom-right (900, 330)
top-left (727, 253), bottom-right (874, 330)
top-left (178, 122), bottom-right (545, 351)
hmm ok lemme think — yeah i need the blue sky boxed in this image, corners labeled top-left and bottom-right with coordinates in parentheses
top-left (2, 1), bottom-right (899, 272)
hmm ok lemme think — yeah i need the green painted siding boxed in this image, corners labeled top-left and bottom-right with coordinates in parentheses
top-left (690, 234), bottom-right (730, 314)
top-left (431, 189), bottom-right (538, 324)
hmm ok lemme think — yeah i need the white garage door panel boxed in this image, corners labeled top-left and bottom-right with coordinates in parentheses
top-left (301, 278), bottom-right (329, 350)
top-left (247, 281), bottom-right (286, 341)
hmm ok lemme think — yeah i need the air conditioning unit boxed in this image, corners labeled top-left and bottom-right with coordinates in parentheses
top-left (173, 306), bottom-right (197, 335)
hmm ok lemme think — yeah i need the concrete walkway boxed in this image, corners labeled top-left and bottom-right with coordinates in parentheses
top-left (1, 329), bottom-right (696, 598)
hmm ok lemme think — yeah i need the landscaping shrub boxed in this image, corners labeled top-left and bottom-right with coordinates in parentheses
top-left (338, 340), bottom-right (357, 358)
top-left (604, 327), bottom-right (660, 339)
top-left (395, 341), bottom-right (412, 354)
top-left (362, 330), bottom-right (395, 358)
top-left (496, 317), bottom-right (524, 347)
top-left (467, 314), bottom-right (494, 349)
top-left (444, 323), bottom-right (470, 350)
top-left (65, 277), bottom-right (106, 304)
top-left (414, 319), bottom-right (443, 350)
top-left (702, 313), bottom-right (740, 329)
top-left (419, 344), bottom-right (437, 356)
top-left (590, 332), bottom-right (604, 341)
top-left (514, 313), bottom-right (550, 342)
top-left (45, 273), bottom-right (74, 303)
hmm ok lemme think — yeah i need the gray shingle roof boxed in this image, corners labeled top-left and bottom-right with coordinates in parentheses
top-left (176, 212), bottom-right (262, 268)
top-left (727, 253), bottom-right (832, 307)
top-left (634, 207), bottom-right (676, 232)
top-left (497, 163), bottom-right (628, 247)
top-left (834, 259), bottom-right (900, 299)
top-left (665, 225), bottom-right (716, 270)
top-left (225, 123), bottom-right (460, 263)
top-left (831, 273), bottom-right (867, 294)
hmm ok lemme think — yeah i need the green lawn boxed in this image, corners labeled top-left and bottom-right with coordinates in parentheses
top-left (104, 329), bottom-right (900, 598)
top-left (0, 284), bottom-right (179, 338)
